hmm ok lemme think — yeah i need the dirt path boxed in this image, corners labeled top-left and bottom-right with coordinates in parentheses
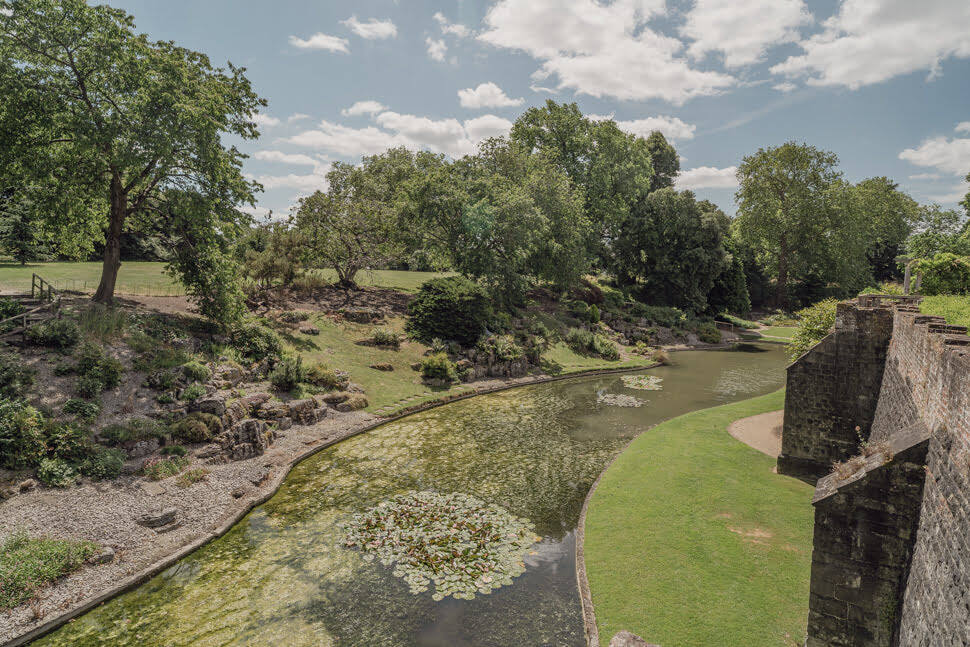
top-left (727, 409), bottom-right (784, 457)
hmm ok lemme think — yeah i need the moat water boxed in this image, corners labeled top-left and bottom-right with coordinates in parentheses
top-left (34, 344), bottom-right (787, 647)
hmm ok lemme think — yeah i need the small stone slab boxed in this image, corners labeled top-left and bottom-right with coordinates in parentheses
top-left (610, 631), bottom-right (660, 647)
top-left (135, 507), bottom-right (177, 529)
top-left (88, 547), bottom-right (116, 565)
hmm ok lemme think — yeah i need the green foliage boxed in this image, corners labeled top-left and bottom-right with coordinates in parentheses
top-left (716, 314), bottom-right (759, 329)
top-left (160, 445), bottom-right (187, 457)
top-left (406, 276), bottom-right (492, 346)
top-left (476, 334), bottom-right (523, 362)
top-left (708, 242), bottom-right (752, 316)
top-left (905, 205), bottom-right (970, 259)
top-left (0, 531), bottom-right (98, 610)
top-left (143, 455), bottom-right (189, 481)
top-left (176, 467), bottom-right (209, 487)
top-left (420, 353), bottom-right (456, 382)
top-left (77, 305), bottom-right (129, 342)
top-left (229, 322), bottom-right (283, 361)
top-left (44, 422), bottom-right (91, 462)
top-left (370, 328), bottom-right (401, 349)
top-left (588, 304), bottom-right (600, 324)
top-left (849, 177), bottom-right (919, 282)
top-left (303, 362), bottom-right (347, 391)
top-left (37, 457), bottom-right (77, 487)
top-left (1, 0), bottom-right (264, 304)
top-left (100, 417), bottom-right (166, 445)
top-left (62, 398), bottom-right (100, 422)
top-left (74, 341), bottom-right (123, 396)
top-left (179, 383), bottom-right (206, 402)
top-left (787, 299), bottom-right (839, 361)
top-left (0, 398), bottom-right (46, 469)
top-left (26, 318), bottom-right (80, 349)
top-left (0, 193), bottom-right (48, 265)
top-left (612, 188), bottom-right (728, 313)
top-left (592, 335), bottom-right (620, 361)
top-left (0, 351), bottom-right (34, 399)
top-left (627, 304), bottom-right (686, 328)
top-left (76, 447), bottom-right (125, 480)
top-left (913, 253), bottom-right (970, 295)
top-left (0, 297), bottom-right (25, 322)
top-left (564, 328), bottom-right (619, 360)
top-left (920, 295), bottom-right (970, 329)
top-left (243, 222), bottom-right (305, 288)
top-left (181, 360), bottom-right (211, 383)
top-left (171, 411), bottom-right (222, 444)
top-left (691, 321), bottom-right (722, 344)
top-left (268, 355), bottom-right (305, 392)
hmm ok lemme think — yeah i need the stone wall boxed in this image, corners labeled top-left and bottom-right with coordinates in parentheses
top-left (778, 302), bottom-right (896, 481)
top-left (787, 297), bottom-right (970, 645)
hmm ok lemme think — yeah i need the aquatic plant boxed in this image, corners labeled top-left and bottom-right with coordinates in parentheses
top-left (597, 393), bottom-right (644, 407)
top-left (341, 491), bottom-right (538, 601)
top-left (621, 374), bottom-right (664, 391)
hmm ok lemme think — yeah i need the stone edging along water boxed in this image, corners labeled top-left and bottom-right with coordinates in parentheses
top-left (7, 359), bottom-right (681, 647)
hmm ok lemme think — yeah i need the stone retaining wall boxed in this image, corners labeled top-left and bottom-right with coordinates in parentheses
top-left (783, 296), bottom-right (970, 645)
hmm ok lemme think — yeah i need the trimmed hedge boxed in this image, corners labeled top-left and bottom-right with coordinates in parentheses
top-left (406, 276), bottom-right (492, 347)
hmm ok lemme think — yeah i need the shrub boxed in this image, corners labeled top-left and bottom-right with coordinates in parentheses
top-left (788, 299), bottom-right (839, 362)
top-left (100, 417), bottom-right (167, 445)
top-left (171, 412), bottom-right (222, 444)
top-left (77, 305), bottom-right (129, 341)
top-left (62, 398), bottom-right (101, 422)
top-left (370, 328), bottom-right (400, 349)
top-left (26, 318), bottom-right (80, 349)
top-left (692, 321), bottom-right (722, 344)
top-left (0, 531), bottom-right (98, 610)
top-left (592, 335), bottom-right (620, 361)
top-left (229, 322), bottom-right (283, 361)
top-left (627, 304), bottom-right (686, 328)
top-left (143, 455), bottom-right (189, 480)
top-left (179, 383), bottom-right (207, 402)
top-left (176, 467), bottom-right (209, 488)
top-left (77, 447), bottom-right (125, 480)
top-left (53, 362), bottom-right (75, 377)
top-left (476, 334), bottom-right (523, 361)
top-left (913, 253), bottom-right (970, 296)
top-left (564, 328), bottom-right (595, 353)
top-left (406, 276), bottom-right (492, 346)
top-left (180, 360), bottom-right (211, 383)
top-left (0, 351), bottom-right (34, 399)
top-left (716, 313), bottom-right (759, 330)
top-left (0, 297), bottom-right (24, 322)
top-left (269, 355), bottom-right (305, 392)
top-left (279, 310), bottom-right (310, 324)
top-left (588, 304), bottom-right (600, 324)
top-left (74, 342), bottom-right (123, 395)
top-left (0, 399), bottom-right (46, 469)
top-left (304, 363), bottom-right (347, 390)
top-left (38, 458), bottom-right (77, 488)
top-left (44, 422), bottom-right (92, 462)
top-left (420, 353), bottom-right (456, 383)
top-left (161, 445), bottom-right (187, 457)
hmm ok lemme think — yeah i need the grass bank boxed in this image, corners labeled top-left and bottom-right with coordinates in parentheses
top-left (584, 389), bottom-right (813, 647)
top-left (758, 325), bottom-right (796, 340)
top-left (0, 532), bottom-right (98, 610)
top-left (920, 295), bottom-right (970, 328)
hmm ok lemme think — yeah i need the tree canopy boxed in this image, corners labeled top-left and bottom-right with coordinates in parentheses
top-left (0, 0), bottom-right (263, 306)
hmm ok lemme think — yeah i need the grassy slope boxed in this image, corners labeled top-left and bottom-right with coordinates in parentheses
top-left (282, 314), bottom-right (653, 416)
top-left (0, 262), bottom-right (449, 296)
top-left (584, 390), bottom-right (813, 647)
top-left (920, 295), bottom-right (970, 328)
top-left (758, 325), bottom-right (796, 340)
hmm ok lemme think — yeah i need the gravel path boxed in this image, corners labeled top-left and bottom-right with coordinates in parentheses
top-left (727, 409), bottom-right (784, 457)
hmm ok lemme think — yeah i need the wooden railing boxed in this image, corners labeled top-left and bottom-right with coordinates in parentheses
top-left (31, 272), bottom-right (57, 303)
top-left (0, 274), bottom-right (62, 342)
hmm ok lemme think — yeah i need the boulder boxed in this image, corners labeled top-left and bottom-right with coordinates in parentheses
top-left (347, 382), bottom-right (366, 393)
top-left (276, 416), bottom-right (292, 431)
top-left (299, 325), bottom-right (320, 335)
top-left (223, 399), bottom-right (251, 428)
top-left (136, 507), bottom-right (178, 529)
top-left (287, 398), bottom-right (318, 425)
top-left (321, 391), bottom-right (350, 405)
top-left (88, 547), bottom-right (116, 565)
top-left (190, 395), bottom-right (227, 418)
top-left (18, 478), bottom-right (37, 493)
top-left (213, 364), bottom-right (247, 386)
top-left (610, 631), bottom-right (660, 647)
top-left (369, 362), bottom-right (394, 371)
top-left (335, 394), bottom-right (368, 412)
top-left (240, 392), bottom-right (272, 408)
top-left (255, 400), bottom-right (289, 420)
top-left (219, 418), bottom-right (275, 462)
top-left (128, 438), bottom-right (160, 459)
top-left (341, 307), bottom-right (383, 324)
top-left (231, 485), bottom-right (249, 499)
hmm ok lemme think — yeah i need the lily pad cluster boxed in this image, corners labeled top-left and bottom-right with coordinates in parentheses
top-left (597, 392), bottom-right (644, 407)
top-left (621, 374), bottom-right (664, 391)
top-left (341, 491), bottom-right (538, 601)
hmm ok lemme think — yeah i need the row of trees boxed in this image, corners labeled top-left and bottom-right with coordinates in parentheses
top-left (2, 0), bottom-right (967, 326)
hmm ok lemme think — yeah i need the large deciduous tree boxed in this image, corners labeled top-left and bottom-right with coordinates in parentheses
top-left (848, 177), bottom-right (919, 281)
top-left (0, 0), bottom-right (263, 304)
top-left (734, 142), bottom-right (846, 307)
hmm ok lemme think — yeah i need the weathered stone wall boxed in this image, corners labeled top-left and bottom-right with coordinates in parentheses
top-left (778, 302), bottom-right (895, 481)
top-left (790, 298), bottom-right (970, 646)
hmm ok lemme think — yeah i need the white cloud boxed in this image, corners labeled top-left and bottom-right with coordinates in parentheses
top-left (773, 81), bottom-right (798, 93)
top-left (772, 0), bottom-right (970, 88)
top-left (458, 82), bottom-right (524, 109)
top-left (285, 111), bottom-right (513, 159)
top-left (927, 179), bottom-right (969, 203)
top-left (249, 171), bottom-right (330, 191)
top-left (529, 84), bottom-right (558, 94)
top-left (426, 37), bottom-right (447, 62)
top-left (289, 32), bottom-right (350, 53)
top-left (341, 16), bottom-right (397, 40)
top-left (682, 0), bottom-right (811, 68)
top-left (957, 122), bottom-right (970, 133)
top-left (899, 124), bottom-right (970, 176)
top-left (478, 0), bottom-right (734, 104)
top-left (589, 114), bottom-right (696, 141)
top-left (341, 100), bottom-right (387, 117)
top-left (252, 113), bottom-right (281, 128)
top-left (908, 173), bottom-right (942, 181)
top-left (676, 166), bottom-right (739, 190)
top-left (253, 150), bottom-right (323, 167)
top-left (287, 113), bottom-right (311, 123)
top-left (433, 12), bottom-right (471, 38)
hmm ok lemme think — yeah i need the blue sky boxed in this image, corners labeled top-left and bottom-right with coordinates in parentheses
top-left (107, 0), bottom-right (970, 219)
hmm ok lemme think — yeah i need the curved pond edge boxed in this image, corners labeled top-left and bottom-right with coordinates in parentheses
top-left (7, 360), bottom-right (685, 647)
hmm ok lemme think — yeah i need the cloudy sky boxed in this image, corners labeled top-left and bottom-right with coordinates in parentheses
top-left (107, 0), bottom-right (970, 219)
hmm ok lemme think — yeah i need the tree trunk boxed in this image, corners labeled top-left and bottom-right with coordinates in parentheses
top-left (93, 173), bottom-right (126, 304)
top-left (776, 234), bottom-right (788, 309)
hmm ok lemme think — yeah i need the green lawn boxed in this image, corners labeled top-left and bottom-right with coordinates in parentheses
top-left (758, 325), bottom-right (796, 340)
top-left (920, 295), bottom-right (970, 328)
top-left (0, 262), bottom-right (449, 296)
top-left (584, 389), bottom-right (813, 647)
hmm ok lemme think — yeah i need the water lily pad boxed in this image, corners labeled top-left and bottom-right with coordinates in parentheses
top-left (341, 491), bottom-right (537, 601)
top-left (621, 374), bottom-right (663, 391)
top-left (597, 392), bottom-right (645, 407)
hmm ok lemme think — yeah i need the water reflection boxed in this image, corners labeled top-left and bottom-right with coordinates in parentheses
top-left (34, 345), bottom-right (786, 647)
